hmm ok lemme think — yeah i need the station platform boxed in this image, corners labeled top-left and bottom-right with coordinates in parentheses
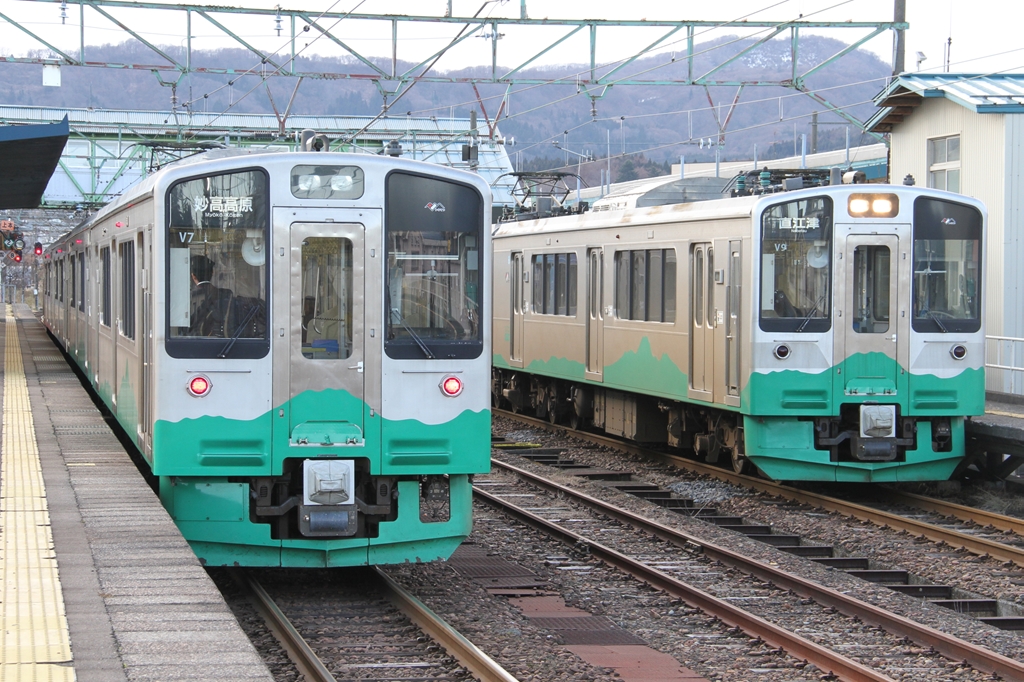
top-left (967, 394), bottom-right (1024, 480)
top-left (0, 305), bottom-right (272, 681)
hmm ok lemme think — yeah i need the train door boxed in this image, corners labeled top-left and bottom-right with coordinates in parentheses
top-left (91, 246), bottom-right (101, 382)
top-left (272, 213), bottom-right (366, 454)
top-left (585, 247), bottom-right (604, 381)
top-left (69, 256), bottom-right (76, 355)
top-left (108, 244), bottom-right (117, 403)
top-left (509, 252), bottom-right (524, 368)
top-left (690, 243), bottom-right (714, 400)
top-left (139, 231), bottom-right (153, 456)
top-left (835, 233), bottom-right (904, 396)
top-left (61, 258), bottom-right (69, 346)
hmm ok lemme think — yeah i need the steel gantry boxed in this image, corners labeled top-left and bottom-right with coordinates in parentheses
top-left (1, 0), bottom-right (905, 133)
top-left (0, 104), bottom-right (518, 208)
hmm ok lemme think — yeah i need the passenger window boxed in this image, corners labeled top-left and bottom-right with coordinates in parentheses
top-left (694, 249), bottom-right (704, 326)
top-left (614, 249), bottom-right (677, 322)
top-left (100, 246), bottom-right (111, 327)
top-left (119, 241), bottom-right (135, 340)
top-left (530, 253), bottom-right (578, 316)
top-left (300, 237), bottom-right (353, 360)
top-left (78, 253), bottom-right (85, 312)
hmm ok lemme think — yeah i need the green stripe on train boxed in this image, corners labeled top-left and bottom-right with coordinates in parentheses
top-left (152, 388), bottom-right (490, 476)
top-left (744, 353), bottom-right (984, 416)
top-left (495, 336), bottom-right (690, 401)
top-left (151, 388), bottom-right (489, 567)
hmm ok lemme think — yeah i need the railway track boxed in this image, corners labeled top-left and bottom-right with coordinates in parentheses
top-left (490, 410), bottom-right (1024, 680)
top-left (228, 567), bottom-right (517, 682)
top-left (494, 409), bottom-right (1024, 568)
top-left (844, 487), bottom-right (1024, 548)
top-left (475, 459), bottom-right (1024, 681)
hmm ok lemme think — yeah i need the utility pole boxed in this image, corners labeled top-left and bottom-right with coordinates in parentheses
top-left (893, 0), bottom-right (906, 74)
top-left (810, 111), bottom-right (818, 155)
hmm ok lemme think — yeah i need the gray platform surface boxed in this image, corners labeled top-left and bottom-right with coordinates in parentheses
top-left (13, 306), bottom-right (274, 681)
top-left (970, 395), bottom-right (1024, 454)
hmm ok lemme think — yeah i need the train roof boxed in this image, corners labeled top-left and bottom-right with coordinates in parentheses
top-left (492, 183), bottom-right (989, 240)
top-left (52, 149), bottom-right (492, 244)
top-left (492, 192), bottom-right (763, 238)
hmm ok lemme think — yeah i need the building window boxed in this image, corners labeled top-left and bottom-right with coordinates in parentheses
top-left (928, 135), bottom-right (960, 193)
top-left (531, 253), bottom-right (577, 315)
top-left (614, 249), bottom-right (676, 322)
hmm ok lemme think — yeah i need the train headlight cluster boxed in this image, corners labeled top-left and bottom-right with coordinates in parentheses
top-left (950, 344), bottom-right (968, 360)
top-left (291, 165), bottom-right (364, 200)
top-left (848, 193), bottom-right (899, 218)
top-left (773, 344), bottom-right (791, 360)
top-left (440, 375), bottom-right (464, 397)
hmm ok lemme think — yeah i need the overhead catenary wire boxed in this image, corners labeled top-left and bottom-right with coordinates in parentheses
top-left (1, 0), bottom-right (894, 153)
top-left (67, 0), bottom-right (809, 143)
top-left (14, 1), bottom-right (1024, 167)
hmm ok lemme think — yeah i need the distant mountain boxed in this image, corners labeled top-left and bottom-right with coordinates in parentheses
top-left (1, 33), bottom-right (889, 183)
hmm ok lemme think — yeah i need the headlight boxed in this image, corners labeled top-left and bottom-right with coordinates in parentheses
top-left (848, 193), bottom-right (899, 218)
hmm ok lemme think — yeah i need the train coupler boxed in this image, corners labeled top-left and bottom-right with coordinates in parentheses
top-left (251, 459), bottom-right (397, 539)
top-left (814, 405), bottom-right (917, 463)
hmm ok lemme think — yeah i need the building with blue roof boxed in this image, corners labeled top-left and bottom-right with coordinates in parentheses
top-left (868, 73), bottom-right (1024, 391)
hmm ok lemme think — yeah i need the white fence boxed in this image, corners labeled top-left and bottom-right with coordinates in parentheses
top-left (985, 336), bottom-right (1024, 396)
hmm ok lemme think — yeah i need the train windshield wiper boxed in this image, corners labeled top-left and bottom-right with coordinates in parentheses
top-left (390, 309), bottom-right (435, 359)
top-left (385, 282), bottom-right (435, 359)
top-left (796, 294), bottom-right (826, 332)
top-left (217, 302), bottom-right (261, 358)
top-left (928, 312), bottom-right (949, 333)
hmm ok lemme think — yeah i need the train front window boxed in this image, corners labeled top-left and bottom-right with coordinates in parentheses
top-left (165, 169), bottom-right (270, 359)
top-left (299, 237), bottom-right (353, 360)
top-left (852, 245), bottom-right (890, 334)
top-left (384, 171), bottom-right (484, 360)
top-left (759, 196), bottom-right (833, 333)
top-left (912, 197), bottom-right (982, 333)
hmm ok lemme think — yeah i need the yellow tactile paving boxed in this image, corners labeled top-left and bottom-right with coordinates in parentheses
top-left (0, 307), bottom-right (75, 681)
top-left (985, 408), bottom-right (1024, 419)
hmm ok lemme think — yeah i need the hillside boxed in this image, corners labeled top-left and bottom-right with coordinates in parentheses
top-left (1, 33), bottom-right (890, 183)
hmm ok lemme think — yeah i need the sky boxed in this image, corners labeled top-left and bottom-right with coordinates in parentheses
top-left (1, 0), bottom-right (1022, 76)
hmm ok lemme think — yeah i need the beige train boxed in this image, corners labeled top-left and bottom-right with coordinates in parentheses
top-left (491, 183), bottom-right (987, 482)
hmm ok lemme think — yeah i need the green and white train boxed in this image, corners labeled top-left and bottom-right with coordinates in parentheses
top-left (42, 148), bottom-right (492, 567)
top-left (492, 179), bottom-right (986, 482)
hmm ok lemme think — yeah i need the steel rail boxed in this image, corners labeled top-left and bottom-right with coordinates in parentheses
top-left (473, 485), bottom-right (896, 682)
top-left (229, 569), bottom-right (337, 682)
top-left (878, 488), bottom-right (1024, 536)
top-left (486, 459), bottom-right (1024, 681)
top-left (374, 568), bottom-right (520, 682)
top-left (495, 409), bottom-right (1024, 568)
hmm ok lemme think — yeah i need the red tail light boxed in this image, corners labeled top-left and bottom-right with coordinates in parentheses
top-left (188, 375), bottom-right (211, 397)
top-left (440, 376), bottom-right (463, 397)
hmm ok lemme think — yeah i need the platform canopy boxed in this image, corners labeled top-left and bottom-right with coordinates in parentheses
top-left (0, 117), bottom-right (69, 209)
